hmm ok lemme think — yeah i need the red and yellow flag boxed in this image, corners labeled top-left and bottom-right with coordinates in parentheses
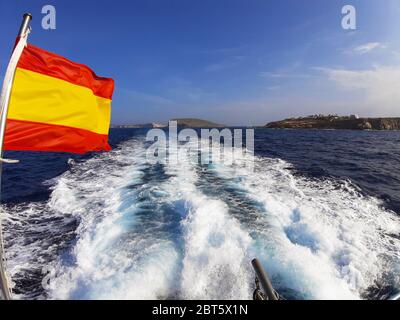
top-left (4, 44), bottom-right (114, 154)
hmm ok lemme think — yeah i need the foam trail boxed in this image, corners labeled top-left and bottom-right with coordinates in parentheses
top-left (3, 135), bottom-right (400, 300)
top-left (46, 139), bottom-right (181, 299)
top-left (207, 144), bottom-right (400, 299)
top-left (162, 143), bottom-right (254, 299)
top-left (5, 137), bottom-right (256, 300)
top-left (47, 139), bottom-right (256, 299)
top-left (2, 200), bottom-right (77, 299)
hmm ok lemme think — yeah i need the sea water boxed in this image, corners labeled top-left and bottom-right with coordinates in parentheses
top-left (1, 128), bottom-right (399, 300)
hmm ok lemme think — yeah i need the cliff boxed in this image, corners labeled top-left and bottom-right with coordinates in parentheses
top-left (265, 116), bottom-right (400, 130)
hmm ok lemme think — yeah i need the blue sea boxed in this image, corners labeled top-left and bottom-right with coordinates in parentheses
top-left (1, 128), bottom-right (400, 300)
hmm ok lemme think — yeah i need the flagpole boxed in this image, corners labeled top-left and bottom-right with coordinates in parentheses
top-left (0, 13), bottom-right (32, 301)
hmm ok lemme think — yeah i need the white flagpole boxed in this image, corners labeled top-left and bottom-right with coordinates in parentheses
top-left (0, 13), bottom-right (32, 301)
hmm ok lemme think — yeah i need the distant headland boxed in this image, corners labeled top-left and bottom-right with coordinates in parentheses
top-left (111, 115), bottom-right (400, 131)
top-left (265, 115), bottom-right (400, 130)
top-left (111, 122), bottom-right (166, 129)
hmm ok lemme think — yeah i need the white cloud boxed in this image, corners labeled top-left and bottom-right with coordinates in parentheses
top-left (164, 76), bottom-right (216, 102)
top-left (259, 71), bottom-right (311, 79)
top-left (352, 42), bottom-right (385, 54)
top-left (320, 66), bottom-right (400, 115)
top-left (205, 62), bottom-right (233, 72)
top-left (205, 56), bottom-right (244, 72)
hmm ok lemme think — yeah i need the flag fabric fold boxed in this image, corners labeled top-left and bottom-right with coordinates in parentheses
top-left (4, 43), bottom-right (114, 154)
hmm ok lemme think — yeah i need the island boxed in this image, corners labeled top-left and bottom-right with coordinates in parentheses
top-left (111, 123), bottom-right (166, 129)
top-left (171, 118), bottom-right (225, 128)
top-left (265, 115), bottom-right (400, 130)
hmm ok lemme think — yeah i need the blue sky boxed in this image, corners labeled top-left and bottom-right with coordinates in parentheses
top-left (1, 0), bottom-right (400, 125)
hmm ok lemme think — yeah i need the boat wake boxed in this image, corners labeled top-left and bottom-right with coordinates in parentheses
top-left (2, 136), bottom-right (400, 300)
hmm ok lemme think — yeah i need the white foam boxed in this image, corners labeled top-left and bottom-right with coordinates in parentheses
top-left (3, 136), bottom-right (400, 300)
top-left (45, 139), bottom-right (181, 299)
top-left (208, 149), bottom-right (400, 299)
top-left (162, 143), bottom-right (254, 299)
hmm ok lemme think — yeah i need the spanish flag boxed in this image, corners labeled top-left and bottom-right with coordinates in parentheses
top-left (4, 44), bottom-right (114, 154)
